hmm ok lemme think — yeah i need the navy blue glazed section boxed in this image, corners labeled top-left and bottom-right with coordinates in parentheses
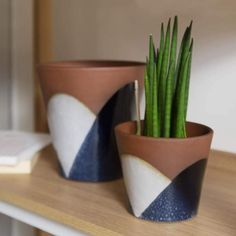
top-left (140, 159), bottom-right (207, 222)
top-left (68, 84), bottom-right (133, 182)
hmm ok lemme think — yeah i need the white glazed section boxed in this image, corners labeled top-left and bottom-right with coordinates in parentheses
top-left (48, 94), bottom-right (96, 177)
top-left (121, 154), bottom-right (171, 217)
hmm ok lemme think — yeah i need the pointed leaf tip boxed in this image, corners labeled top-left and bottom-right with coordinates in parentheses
top-left (167, 18), bottom-right (171, 27)
top-left (189, 20), bottom-right (193, 29)
top-left (174, 15), bottom-right (178, 24)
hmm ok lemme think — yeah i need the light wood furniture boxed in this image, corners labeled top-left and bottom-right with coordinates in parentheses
top-left (34, 1), bottom-right (52, 233)
top-left (34, 0), bottom-right (53, 133)
top-left (0, 147), bottom-right (235, 236)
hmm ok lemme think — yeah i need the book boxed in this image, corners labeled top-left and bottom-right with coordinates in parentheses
top-left (0, 153), bottom-right (39, 174)
top-left (0, 131), bottom-right (51, 174)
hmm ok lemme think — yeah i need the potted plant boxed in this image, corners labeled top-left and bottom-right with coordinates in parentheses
top-left (115, 17), bottom-right (213, 222)
top-left (38, 60), bottom-right (145, 182)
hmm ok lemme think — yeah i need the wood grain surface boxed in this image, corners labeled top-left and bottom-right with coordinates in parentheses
top-left (34, 1), bottom-right (52, 233)
top-left (34, 0), bottom-right (52, 132)
top-left (0, 147), bottom-right (235, 236)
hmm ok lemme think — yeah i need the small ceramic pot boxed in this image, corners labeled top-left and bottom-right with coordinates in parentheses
top-left (38, 61), bottom-right (145, 182)
top-left (115, 121), bottom-right (213, 222)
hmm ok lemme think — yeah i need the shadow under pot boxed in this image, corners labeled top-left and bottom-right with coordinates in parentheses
top-left (38, 60), bottom-right (145, 182)
top-left (115, 121), bottom-right (213, 222)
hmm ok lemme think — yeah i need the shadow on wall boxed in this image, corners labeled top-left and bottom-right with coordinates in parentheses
top-left (52, 0), bottom-right (236, 152)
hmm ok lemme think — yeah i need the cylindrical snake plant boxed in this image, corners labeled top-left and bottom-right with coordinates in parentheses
top-left (143, 16), bottom-right (193, 138)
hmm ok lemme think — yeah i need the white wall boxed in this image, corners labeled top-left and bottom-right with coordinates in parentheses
top-left (11, 0), bottom-right (34, 132)
top-left (0, 1), bottom-right (14, 234)
top-left (0, 0), bottom-right (35, 235)
top-left (0, 0), bottom-right (11, 129)
top-left (52, 0), bottom-right (236, 153)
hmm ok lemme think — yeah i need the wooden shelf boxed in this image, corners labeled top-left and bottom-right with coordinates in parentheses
top-left (0, 147), bottom-right (235, 235)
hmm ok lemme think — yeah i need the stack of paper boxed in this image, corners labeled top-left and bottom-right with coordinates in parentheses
top-left (0, 131), bottom-right (51, 174)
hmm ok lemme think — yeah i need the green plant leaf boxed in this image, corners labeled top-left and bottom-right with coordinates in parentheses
top-left (152, 64), bottom-right (159, 137)
top-left (157, 23), bottom-right (165, 81)
top-left (170, 16), bottom-right (178, 71)
top-left (149, 34), bottom-right (155, 78)
top-left (174, 21), bottom-right (192, 90)
top-left (147, 35), bottom-right (156, 136)
top-left (159, 18), bottom-right (171, 135)
top-left (172, 21), bottom-right (192, 137)
top-left (184, 38), bottom-right (193, 121)
top-left (144, 66), bottom-right (150, 136)
top-left (173, 53), bottom-right (191, 138)
top-left (164, 61), bottom-right (175, 137)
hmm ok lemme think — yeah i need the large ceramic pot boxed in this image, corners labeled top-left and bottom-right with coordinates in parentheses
top-left (115, 121), bottom-right (213, 222)
top-left (38, 60), bottom-right (145, 182)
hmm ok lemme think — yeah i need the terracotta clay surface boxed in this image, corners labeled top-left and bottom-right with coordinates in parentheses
top-left (115, 121), bottom-right (213, 179)
top-left (38, 60), bottom-right (145, 114)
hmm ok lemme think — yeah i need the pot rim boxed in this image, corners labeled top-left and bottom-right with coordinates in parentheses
top-left (38, 60), bottom-right (145, 71)
top-left (115, 120), bottom-right (213, 143)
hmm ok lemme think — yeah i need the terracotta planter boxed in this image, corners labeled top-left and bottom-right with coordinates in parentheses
top-left (38, 60), bottom-right (145, 182)
top-left (115, 121), bottom-right (213, 222)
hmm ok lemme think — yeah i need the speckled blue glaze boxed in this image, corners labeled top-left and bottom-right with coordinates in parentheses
top-left (66, 84), bottom-right (133, 182)
top-left (140, 159), bottom-right (207, 222)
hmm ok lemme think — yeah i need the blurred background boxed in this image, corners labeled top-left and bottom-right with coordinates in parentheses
top-left (0, 0), bottom-right (235, 235)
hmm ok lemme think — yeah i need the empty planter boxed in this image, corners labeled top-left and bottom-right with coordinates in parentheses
top-left (115, 121), bottom-right (213, 222)
top-left (38, 61), bottom-right (145, 182)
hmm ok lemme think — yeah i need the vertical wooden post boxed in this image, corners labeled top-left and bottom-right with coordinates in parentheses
top-left (34, 0), bottom-right (53, 132)
top-left (34, 0), bottom-right (52, 235)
